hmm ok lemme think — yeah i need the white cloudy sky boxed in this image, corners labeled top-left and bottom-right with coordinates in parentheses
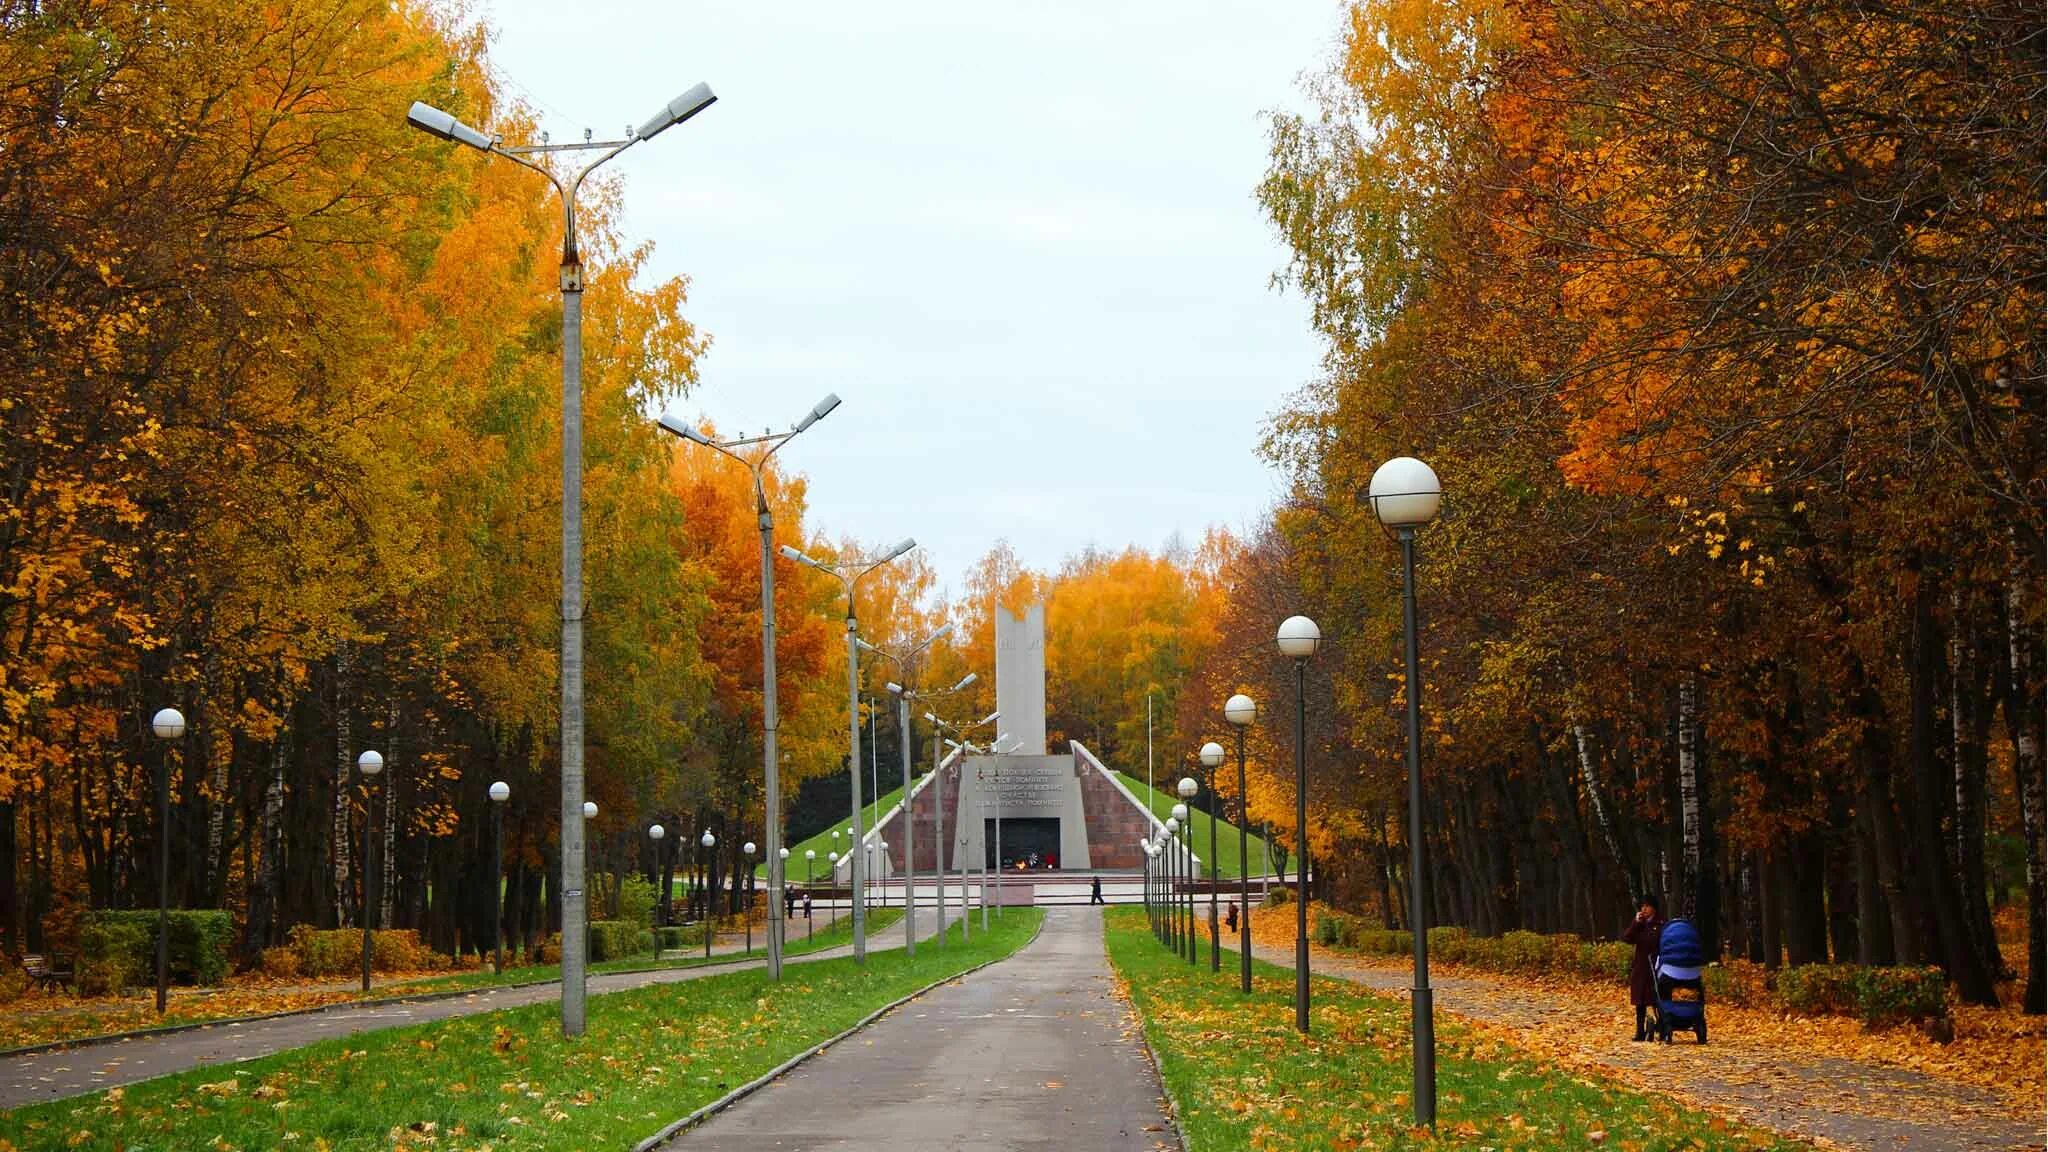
top-left (477, 0), bottom-right (1339, 590)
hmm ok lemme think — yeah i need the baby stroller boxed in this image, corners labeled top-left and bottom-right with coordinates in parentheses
top-left (1653, 919), bottom-right (1708, 1043)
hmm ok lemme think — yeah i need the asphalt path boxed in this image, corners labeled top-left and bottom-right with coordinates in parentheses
top-left (0, 915), bottom-right (946, 1112)
top-left (670, 906), bottom-right (1179, 1152)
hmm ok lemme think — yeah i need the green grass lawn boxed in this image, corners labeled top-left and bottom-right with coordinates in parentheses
top-left (2, 910), bottom-right (1043, 1152)
top-left (1103, 908), bottom-right (1794, 1151)
top-left (762, 774), bottom-right (929, 879)
top-left (1113, 770), bottom-right (1274, 879)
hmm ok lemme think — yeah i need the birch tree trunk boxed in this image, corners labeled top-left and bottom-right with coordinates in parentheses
top-left (331, 645), bottom-right (353, 928)
top-left (1574, 723), bottom-right (1639, 906)
top-left (246, 734), bottom-right (288, 951)
top-left (2005, 572), bottom-right (2045, 1013)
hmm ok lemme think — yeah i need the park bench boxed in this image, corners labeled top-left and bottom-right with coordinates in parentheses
top-left (21, 953), bottom-right (73, 994)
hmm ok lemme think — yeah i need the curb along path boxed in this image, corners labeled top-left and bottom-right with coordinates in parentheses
top-left (0, 917), bottom-right (940, 1111)
top-left (1249, 938), bottom-right (2046, 1152)
top-left (670, 907), bottom-right (1181, 1152)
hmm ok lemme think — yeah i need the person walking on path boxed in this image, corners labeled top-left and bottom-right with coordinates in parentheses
top-left (1621, 894), bottom-right (1665, 1041)
top-left (1090, 875), bottom-right (1104, 904)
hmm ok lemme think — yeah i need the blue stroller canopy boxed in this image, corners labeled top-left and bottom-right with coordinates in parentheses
top-left (1658, 919), bottom-right (1704, 967)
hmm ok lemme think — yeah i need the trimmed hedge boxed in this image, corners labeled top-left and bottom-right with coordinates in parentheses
top-left (262, 926), bottom-right (447, 978)
top-left (588, 920), bottom-right (654, 962)
top-left (80, 910), bottom-right (233, 991)
top-left (1309, 910), bottom-right (1949, 1026)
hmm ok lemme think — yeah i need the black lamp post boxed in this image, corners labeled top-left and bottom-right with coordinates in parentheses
top-left (358, 750), bottom-right (384, 993)
top-left (700, 829), bottom-right (716, 961)
top-left (488, 781), bottom-right (510, 973)
top-left (148, 708), bottom-right (186, 1014)
top-left (1225, 694), bottom-right (1257, 993)
top-left (1276, 615), bottom-right (1321, 1033)
top-left (1369, 455), bottom-right (1444, 1128)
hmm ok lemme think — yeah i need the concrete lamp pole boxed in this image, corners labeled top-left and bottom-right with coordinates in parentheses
top-left (1276, 614), bottom-right (1321, 1034)
top-left (148, 708), bottom-right (185, 1014)
top-left (408, 82), bottom-right (716, 1038)
top-left (783, 540), bottom-right (918, 964)
top-left (827, 851), bottom-right (840, 931)
top-left (1369, 454), bottom-right (1445, 1128)
top-left (803, 849), bottom-right (816, 940)
top-left (1224, 694), bottom-right (1258, 993)
top-left (358, 750), bottom-right (385, 993)
top-left (867, 629), bottom-right (962, 957)
top-left (658, 397), bottom-right (840, 985)
top-left (488, 781), bottom-right (510, 974)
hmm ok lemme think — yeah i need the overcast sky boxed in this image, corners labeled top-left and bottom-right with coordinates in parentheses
top-left (477, 0), bottom-right (1337, 592)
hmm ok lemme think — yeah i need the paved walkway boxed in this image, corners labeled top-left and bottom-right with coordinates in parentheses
top-left (672, 907), bottom-right (1179, 1152)
top-left (0, 917), bottom-right (943, 1111)
top-left (1250, 938), bottom-right (2047, 1152)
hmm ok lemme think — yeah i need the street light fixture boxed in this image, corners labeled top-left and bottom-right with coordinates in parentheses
top-left (409, 81), bottom-right (716, 1039)
top-left (648, 823), bottom-right (669, 927)
top-left (1164, 816), bottom-right (1182, 956)
top-left (357, 750), bottom-right (385, 993)
top-left (700, 829), bottom-right (717, 961)
top-left (871, 625), bottom-right (956, 957)
top-left (743, 842), bottom-right (758, 954)
top-left (1370, 454), bottom-right (1443, 1128)
top-left (912, 685), bottom-right (992, 947)
top-left (804, 849), bottom-right (817, 940)
top-left (583, 801), bottom-right (598, 820)
top-left (1276, 614), bottom-right (1320, 1033)
top-left (782, 540), bottom-right (918, 964)
top-left (656, 396), bottom-right (840, 985)
top-left (488, 781), bottom-right (511, 974)
top-left (148, 707), bottom-right (185, 1014)
top-left (1224, 693), bottom-right (1257, 993)
top-left (1191, 756), bottom-right (1223, 972)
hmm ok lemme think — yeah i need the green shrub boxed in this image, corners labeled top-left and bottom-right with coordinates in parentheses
top-left (286, 925), bottom-right (358, 977)
top-left (617, 876), bottom-right (657, 927)
top-left (1774, 964), bottom-right (1858, 1016)
top-left (1849, 966), bottom-right (1947, 1027)
top-left (1263, 887), bottom-right (1290, 907)
top-left (80, 910), bottom-right (232, 987)
top-left (588, 919), bottom-right (653, 962)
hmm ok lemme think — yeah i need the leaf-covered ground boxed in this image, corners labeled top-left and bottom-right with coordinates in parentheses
top-left (0, 910), bottom-right (1041, 1152)
top-left (1107, 907), bottom-right (1800, 1151)
top-left (0, 907), bottom-right (904, 1056)
top-left (1246, 905), bottom-right (2046, 1149)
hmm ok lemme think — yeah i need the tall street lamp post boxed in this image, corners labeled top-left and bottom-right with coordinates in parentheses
top-left (868, 630), bottom-right (962, 957)
top-left (827, 851), bottom-right (840, 930)
top-left (804, 849), bottom-right (816, 940)
top-left (1191, 758), bottom-right (1223, 972)
top-left (659, 399), bottom-right (840, 984)
top-left (1276, 615), bottom-right (1321, 1033)
top-left (913, 693), bottom-right (992, 944)
top-left (488, 781), bottom-right (510, 973)
top-left (700, 829), bottom-right (717, 961)
top-left (358, 750), bottom-right (385, 993)
top-left (649, 823), bottom-right (669, 927)
top-left (782, 541), bottom-right (918, 963)
top-left (1370, 454), bottom-right (1445, 1127)
top-left (1171, 815), bottom-right (1187, 951)
top-left (1171, 803), bottom-right (1196, 965)
top-left (743, 842), bottom-right (757, 954)
top-left (148, 707), bottom-right (185, 1014)
top-left (408, 84), bottom-right (715, 1038)
top-left (1224, 694), bottom-right (1257, 993)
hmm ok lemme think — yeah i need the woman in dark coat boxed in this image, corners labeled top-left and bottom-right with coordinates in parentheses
top-left (1620, 895), bottom-right (1665, 1041)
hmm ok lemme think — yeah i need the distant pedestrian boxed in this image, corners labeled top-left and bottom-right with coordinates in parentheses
top-left (1226, 903), bottom-right (1239, 934)
top-left (785, 885), bottom-right (798, 918)
top-left (1621, 894), bottom-right (1665, 1041)
top-left (1090, 875), bottom-right (1104, 904)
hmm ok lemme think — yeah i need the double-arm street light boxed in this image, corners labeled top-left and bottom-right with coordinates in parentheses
top-left (918, 696), bottom-right (996, 943)
top-left (1369, 454), bottom-right (1445, 1128)
top-left (782, 540), bottom-right (918, 963)
top-left (1224, 694), bottom-right (1257, 993)
top-left (658, 396), bottom-right (841, 982)
top-left (865, 626), bottom-right (959, 957)
top-left (407, 82), bottom-right (717, 1038)
top-left (1276, 614), bottom-right (1321, 1033)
